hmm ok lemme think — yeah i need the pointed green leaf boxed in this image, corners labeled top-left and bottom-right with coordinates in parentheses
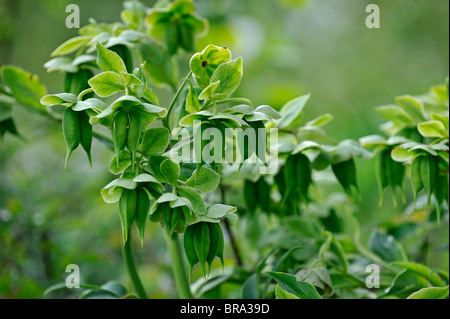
top-left (206, 204), bottom-right (237, 219)
top-left (242, 274), bottom-right (258, 299)
top-left (88, 71), bottom-right (125, 97)
top-left (96, 42), bottom-right (127, 74)
top-left (216, 222), bottom-right (224, 267)
top-left (1, 66), bottom-right (47, 114)
top-left (140, 127), bottom-right (170, 155)
top-left (395, 95), bottom-right (425, 122)
top-left (177, 186), bottom-right (206, 215)
top-left (331, 158), bottom-right (359, 201)
top-left (41, 93), bottom-right (78, 107)
top-left (276, 94), bottom-right (310, 129)
top-left (51, 36), bottom-right (91, 57)
top-left (275, 284), bottom-right (299, 299)
top-left (0, 118), bottom-right (19, 139)
top-left (186, 167), bottom-right (220, 193)
top-left (72, 98), bottom-right (108, 112)
top-left (359, 135), bottom-right (387, 148)
top-left (186, 84), bottom-right (202, 113)
top-left (407, 286), bottom-right (449, 299)
top-left (266, 272), bottom-right (322, 299)
top-left (199, 81), bottom-right (220, 100)
top-left (418, 120), bottom-right (449, 138)
top-left (210, 57), bottom-right (243, 97)
top-left (393, 262), bottom-right (446, 287)
top-left (120, 72), bottom-right (144, 88)
top-left (305, 113), bottom-right (334, 128)
top-left (160, 159), bottom-right (180, 185)
top-left (376, 105), bottom-right (415, 126)
top-left (391, 147), bottom-right (413, 162)
top-left (370, 231), bottom-right (408, 263)
top-left (430, 113), bottom-right (449, 132)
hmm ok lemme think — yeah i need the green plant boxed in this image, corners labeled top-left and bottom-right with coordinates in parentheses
top-left (0, 0), bottom-right (448, 300)
top-left (360, 82), bottom-right (449, 220)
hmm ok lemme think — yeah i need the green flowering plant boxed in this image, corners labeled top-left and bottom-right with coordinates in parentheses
top-left (0, 0), bottom-right (448, 300)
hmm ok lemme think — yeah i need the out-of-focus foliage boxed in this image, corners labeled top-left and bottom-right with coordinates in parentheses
top-left (0, 0), bottom-right (448, 299)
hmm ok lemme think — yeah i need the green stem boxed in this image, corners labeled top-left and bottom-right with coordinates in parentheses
top-left (213, 99), bottom-right (217, 115)
top-left (163, 71), bottom-right (193, 130)
top-left (92, 131), bottom-right (114, 150)
top-left (167, 233), bottom-right (193, 299)
top-left (123, 230), bottom-right (149, 299)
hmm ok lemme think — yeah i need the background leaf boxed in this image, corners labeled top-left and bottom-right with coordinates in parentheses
top-left (276, 94), bottom-right (310, 129)
top-left (407, 286), bottom-right (449, 299)
top-left (1, 66), bottom-right (47, 114)
top-left (266, 271), bottom-right (322, 299)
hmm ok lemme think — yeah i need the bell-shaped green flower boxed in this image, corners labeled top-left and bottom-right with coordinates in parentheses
top-left (149, 193), bottom-right (195, 237)
top-left (190, 45), bottom-right (231, 89)
top-left (101, 173), bottom-right (164, 245)
top-left (146, 0), bottom-right (208, 55)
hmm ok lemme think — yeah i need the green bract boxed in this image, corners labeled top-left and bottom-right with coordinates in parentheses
top-left (101, 174), bottom-right (163, 204)
top-left (90, 96), bottom-right (167, 126)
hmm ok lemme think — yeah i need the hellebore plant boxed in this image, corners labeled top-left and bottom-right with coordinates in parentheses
top-left (0, 0), bottom-right (448, 300)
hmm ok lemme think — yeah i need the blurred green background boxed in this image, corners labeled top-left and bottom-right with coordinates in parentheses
top-left (0, 0), bottom-right (448, 298)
